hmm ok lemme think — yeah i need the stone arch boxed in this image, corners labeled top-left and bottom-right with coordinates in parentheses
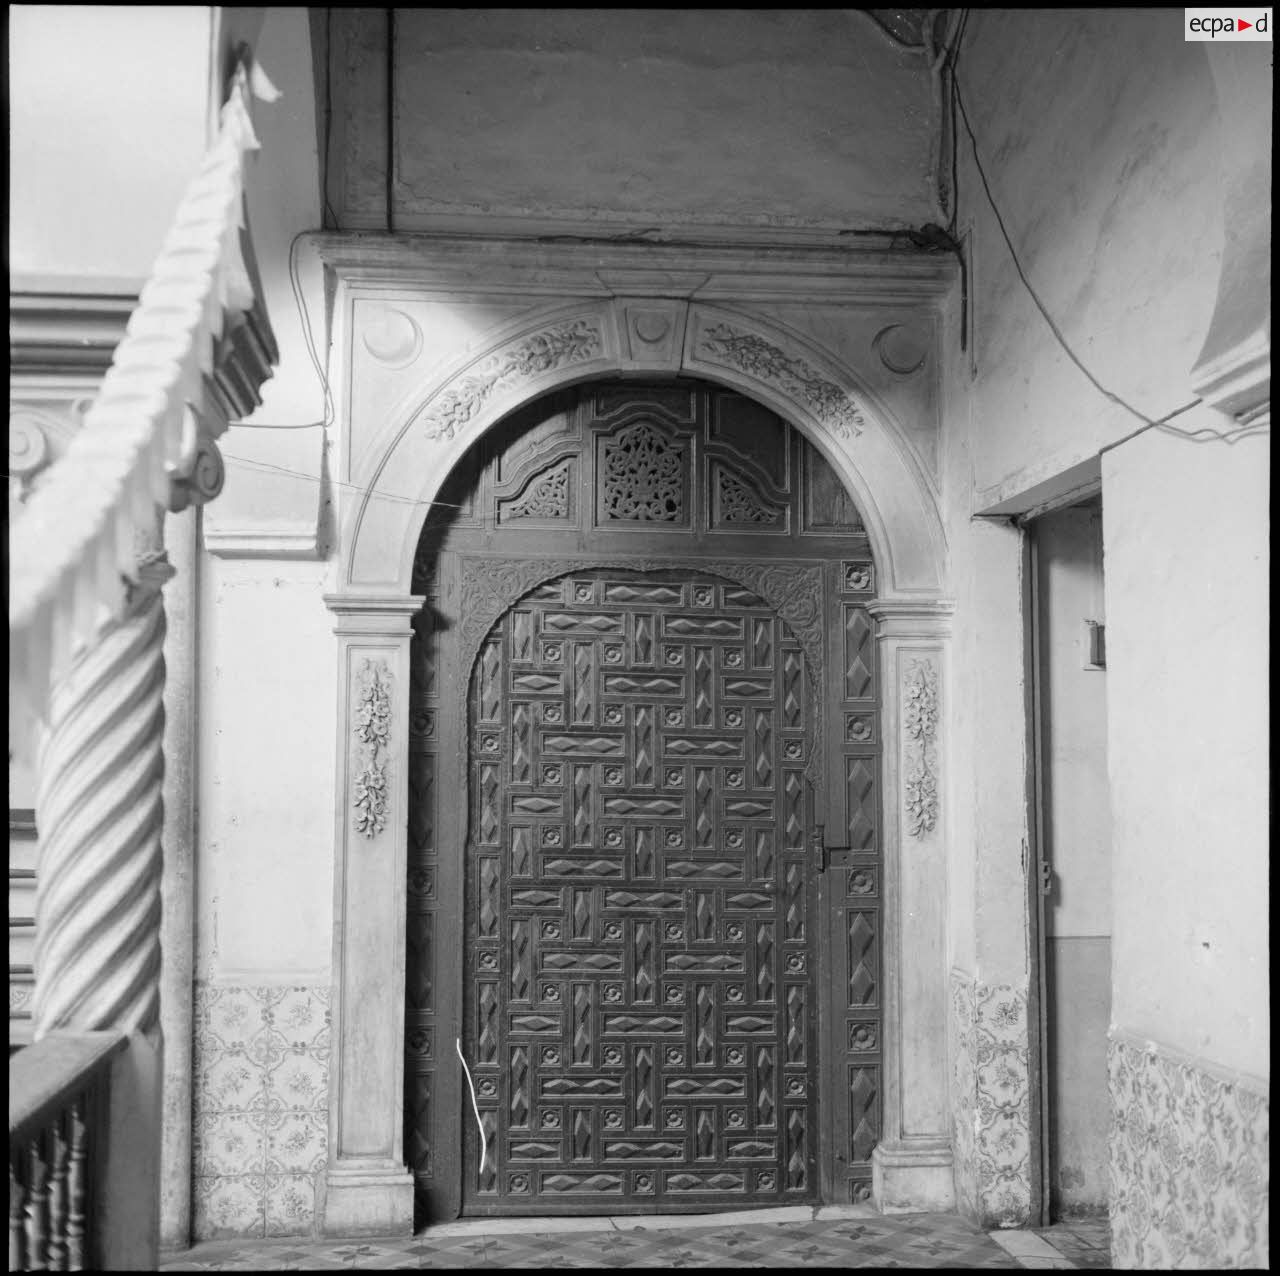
top-left (340, 299), bottom-right (947, 599)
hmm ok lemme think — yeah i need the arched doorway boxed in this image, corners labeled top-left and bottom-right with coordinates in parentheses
top-left (404, 380), bottom-right (882, 1220)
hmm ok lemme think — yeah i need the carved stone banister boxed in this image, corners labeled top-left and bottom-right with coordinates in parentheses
top-left (7, 56), bottom-right (278, 719)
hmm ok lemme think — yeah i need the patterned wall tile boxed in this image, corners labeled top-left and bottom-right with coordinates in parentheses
top-left (949, 971), bottom-right (1032, 1229)
top-left (192, 983), bottom-right (331, 1241)
top-left (973, 982), bottom-right (1032, 1228)
top-left (950, 970), bottom-right (978, 1219)
top-left (265, 1173), bottom-right (319, 1238)
top-left (1109, 1031), bottom-right (1269, 1269)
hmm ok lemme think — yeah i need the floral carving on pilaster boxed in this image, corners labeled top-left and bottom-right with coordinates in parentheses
top-left (697, 322), bottom-right (865, 439)
top-left (903, 657), bottom-right (939, 838)
top-left (353, 659), bottom-right (393, 838)
top-left (421, 319), bottom-right (604, 442)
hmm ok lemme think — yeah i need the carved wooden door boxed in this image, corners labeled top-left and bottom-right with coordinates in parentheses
top-left (406, 381), bottom-right (882, 1222)
top-left (462, 569), bottom-right (815, 1213)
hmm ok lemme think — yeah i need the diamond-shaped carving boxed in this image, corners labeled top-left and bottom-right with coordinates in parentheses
top-left (844, 608), bottom-right (873, 699)
top-left (694, 768), bottom-right (714, 848)
top-left (787, 1109), bottom-right (806, 1189)
top-left (693, 646), bottom-right (713, 726)
top-left (634, 706), bottom-right (653, 787)
top-left (511, 920), bottom-right (531, 1002)
top-left (847, 912), bottom-right (877, 1008)
top-left (511, 1046), bottom-right (530, 1128)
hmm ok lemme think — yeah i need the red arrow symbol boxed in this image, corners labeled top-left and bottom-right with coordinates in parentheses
top-left (1238, 18), bottom-right (1253, 29)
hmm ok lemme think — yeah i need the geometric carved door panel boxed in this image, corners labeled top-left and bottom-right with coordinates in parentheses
top-left (462, 570), bottom-right (816, 1213)
top-left (406, 381), bottom-right (881, 1221)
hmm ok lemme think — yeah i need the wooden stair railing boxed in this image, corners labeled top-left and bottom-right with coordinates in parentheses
top-left (8, 1032), bottom-right (127, 1271)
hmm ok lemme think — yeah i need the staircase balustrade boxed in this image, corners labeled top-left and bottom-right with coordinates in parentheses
top-left (8, 46), bottom-right (281, 1271)
top-left (8, 1032), bottom-right (126, 1271)
top-left (8, 53), bottom-right (278, 717)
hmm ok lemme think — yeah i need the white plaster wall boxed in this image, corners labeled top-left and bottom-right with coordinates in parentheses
top-left (196, 557), bottom-right (336, 983)
top-left (959, 11), bottom-right (1223, 510)
top-left (8, 5), bottom-right (211, 290)
top-left (1103, 426), bottom-right (1269, 1079)
top-left (943, 3), bottom-right (1268, 1125)
top-left (938, 280), bottom-right (1029, 985)
top-left (331, 8), bottom-right (939, 233)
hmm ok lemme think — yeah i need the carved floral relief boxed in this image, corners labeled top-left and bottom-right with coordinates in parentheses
top-left (421, 319), bottom-right (604, 442)
top-left (353, 658), bottom-right (393, 838)
top-left (697, 322), bottom-right (865, 440)
top-left (903, 657), bottom-right (939, 839)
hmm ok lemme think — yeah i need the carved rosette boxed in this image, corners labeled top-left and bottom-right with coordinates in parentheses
top-left (353, 658), bottom-right (393, 838)
top-left (697, 322), bottom-right (865, 439)
top-left (902, 657), bottom-right (939, 839)
top-left (33, 566), bottom-right (174, 1036)
top-left (421, 319), bottom-right (604, 442)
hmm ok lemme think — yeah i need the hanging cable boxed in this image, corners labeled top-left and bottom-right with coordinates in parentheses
top-left (386, 8), bottom-right (396, 235)
top-left (951, 27), bottom-right (1264, 445)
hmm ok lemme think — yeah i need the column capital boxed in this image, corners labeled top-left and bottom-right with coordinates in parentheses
top-left (867, 597), bottom-right (953, 640)
top-left (324, 592), bottom-right (426, 637)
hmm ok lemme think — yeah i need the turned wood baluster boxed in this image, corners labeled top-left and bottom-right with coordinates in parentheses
top-left (65, 1099), bottom-right (86, 1272)
top-left (45, 1115), bottom-right (69, 1272)
top-left (24, 1136), bottom-right (49, 1271)
top-left (10, 1161), bottom-right (26, 1272)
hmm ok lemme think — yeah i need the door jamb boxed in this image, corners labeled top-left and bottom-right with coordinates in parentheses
top-left (1022, 526), bottom-right (1051, 1228)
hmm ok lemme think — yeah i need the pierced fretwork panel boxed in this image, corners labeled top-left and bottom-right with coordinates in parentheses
top-left (463, 571), bottom-right (816, 1211)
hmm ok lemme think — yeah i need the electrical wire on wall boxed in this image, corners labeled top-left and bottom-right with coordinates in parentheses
top-left (231, 11), bottom-right (340, 432)
top-left (386, 7), bottom-right (396, 235)
top-left (947, 10), bottom-right (1265, 446)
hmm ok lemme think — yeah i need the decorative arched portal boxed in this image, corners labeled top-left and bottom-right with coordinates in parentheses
top-left (402, 383), bottom-right (883, 1220)
top-left (319, 246), bottom-right (954, 1237)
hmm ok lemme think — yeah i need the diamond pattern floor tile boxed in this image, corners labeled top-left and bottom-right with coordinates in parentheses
top-left (164, 1210), bottom-right (1031, 1270)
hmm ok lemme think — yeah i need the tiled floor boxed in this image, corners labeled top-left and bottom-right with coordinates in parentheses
top-left (162, 1206), bottom-right (1110, 1270)
top-left (1033, 1216), bottom-right (1111, 1270)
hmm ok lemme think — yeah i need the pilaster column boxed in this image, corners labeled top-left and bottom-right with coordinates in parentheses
top-left (867, 599), bottom-right (956, 1213)
top-left (320, 593), bottom-right (425, 1238)
top-left (159, 506), bottom-right (200, 1250)
top-left (33, 551), bottom-right (175, 1270)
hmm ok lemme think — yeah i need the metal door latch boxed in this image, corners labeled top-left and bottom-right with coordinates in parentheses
top-left (1039, 861), bottom-right (1054, 897)
top-left (812, 824), bottom-right (853, 873)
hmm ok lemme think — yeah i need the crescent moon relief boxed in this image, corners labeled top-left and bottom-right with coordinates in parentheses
top-left (363, 306), bottom-right (424, 368)
top-left (873, 324), bottom-right (928, 377)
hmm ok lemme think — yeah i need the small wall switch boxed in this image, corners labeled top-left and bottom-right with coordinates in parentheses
top-left (1083, 620), bottom-right (1106, 671)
